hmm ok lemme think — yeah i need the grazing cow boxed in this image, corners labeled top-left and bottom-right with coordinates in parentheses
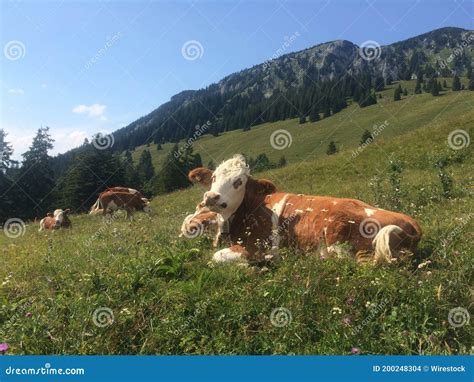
top-left (180, 207), bottom-right (227, 248)
top-left (39, 209), bottom-right (72, 231)
top-left (89, 187), bottom-right (149, 215)
top-left (98, 191), bottom-right (151, 220)
top-left (188, 155), bottom-right (422, 265)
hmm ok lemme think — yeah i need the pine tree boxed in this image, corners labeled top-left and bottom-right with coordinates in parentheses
top-left (360, 130), bottom-right (373, 145)
top-left (443, 80), bottom-right (448, 88)
top-left (326, 141), bottom-right (337, 155)
top-left (137, 149), bottom-right (155, 186)
top-left (0, 129), bottom-right (14, 171)
top-left (468, 77), bottom-right (474, 91)
top-left (393, 87), bottom-right (402, 101)
top-left (299, 116), bottom-right (306, 124)
top-left (431, 81), bottom-right (440, 96)
top-left (414, 78), bottom-right (422, 94)
top-left (309, 105), bottom-right (320, 122)
top-left (403, 88), bottom-right (408, 96)
top-left (374, 76), bottom-right (385, 91)
top-left (278, 156), bottom-right (287, 167)
top-left (452, 75), bottom-right (461, 91)
top-left (156, 143), bottom-right (162, 150)
top-left (17, 127), bottom-right (55, 217)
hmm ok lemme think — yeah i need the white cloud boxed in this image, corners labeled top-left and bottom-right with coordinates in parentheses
top-left (72, 103), bottom-right (106, 118)
top-left (8, 88), bottom-right (24, 95)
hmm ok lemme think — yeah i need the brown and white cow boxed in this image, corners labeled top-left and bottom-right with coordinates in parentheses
top-left (89, 187), bottom-right (149, 215)
top-left (39, 209), bottom-right (72, 231)
top-left (97, 190), bottom-right (151, 220)
top-left (188, 155), bottom-right (422, 265)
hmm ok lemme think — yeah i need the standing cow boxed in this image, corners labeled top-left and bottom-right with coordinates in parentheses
top-left (39, 209), bottom-right (72, 231)
top-left (89, 187), bottom-right (149, 215)
top-left (187, 155), bottom-right (422, 265)
top-left (97, 190), bottom-right (151, 220)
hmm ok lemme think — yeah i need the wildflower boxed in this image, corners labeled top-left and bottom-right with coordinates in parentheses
top-left (25, 312), bottom-right (32, 318)
top-left (342, 316), bottom-right (352, 326)
top-left (0, 343), bottom-right (9, 353)
top-left (351, 347), bottom-right (361, 354)
top-left (332, 307), bottom-right (342, 315)
top-left (417, 260), bottom-right (431, 269)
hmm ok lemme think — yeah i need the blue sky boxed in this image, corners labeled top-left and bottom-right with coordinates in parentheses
top-left (1, 0), bottom-right (472, 159)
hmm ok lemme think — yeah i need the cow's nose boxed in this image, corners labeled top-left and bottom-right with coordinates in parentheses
top-left (204, 192), bottom-right (220, 206)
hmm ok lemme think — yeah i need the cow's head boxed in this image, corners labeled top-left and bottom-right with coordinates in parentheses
top-left (53, 208), bottom-right (70, 228)
top-left (190, 155), bottom-right (276, 220)
top-left (143, 201), bottom-right (152, 214)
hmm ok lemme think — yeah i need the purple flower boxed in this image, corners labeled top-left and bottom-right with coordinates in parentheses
top-left (351, 347), bottom-right (361, 355)
top-left (25, 312), bottom-right (32, 318)
top-left (0, 343), bottom-right (9, 353)
top-left (346, 297), bottom-right (355, 305)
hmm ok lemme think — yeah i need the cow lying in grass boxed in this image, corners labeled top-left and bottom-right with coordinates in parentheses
top-left (94, 190), bottom-right (151, 220)
top-left (89, 187), bottom-right (149, 215)
top-left (187, 154), bottom-right (422, 265)
top-left (39, 209), bottom-right (72, 231)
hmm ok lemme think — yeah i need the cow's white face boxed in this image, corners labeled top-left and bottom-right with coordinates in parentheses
top-left (203, 155), bottom-right (249, 220)
top-left (53, 209), bottom-right (65, 224)
top-left (143, 203), bottom-right (152, 214)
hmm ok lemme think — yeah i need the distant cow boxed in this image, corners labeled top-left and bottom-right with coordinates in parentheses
top-left (39, 209), bottom-right (72, 231)
top-left (97, 191), bottom-right (151, 220)
top-left (89, 187), bottom-right (149, 215)
top-left (188, 155), bottom-right (422, 265)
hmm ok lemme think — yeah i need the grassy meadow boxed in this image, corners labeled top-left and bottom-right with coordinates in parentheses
top-left (1, 80), bottom-right (472, 355)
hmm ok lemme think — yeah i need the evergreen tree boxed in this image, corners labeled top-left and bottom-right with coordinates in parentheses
top-left (403, 88), bottom-right (408, 96)
top-left (0, 129), bottom-right (14, 171)
top-left (414, 78), bottom-right (422, 94)
top-left (137, 149), bottom-right (155, 186)
top-left (374, 76), bottom-right (385, 91)
top-left (394, 86), bottom-right (402, 101)
top-left (17, 127), bottom-right (55, 217)
top-left (360, 130), bottom-right (373, 145)
top-left (431, 81), bottom-right (440, 96)
top-left (326, 141), bottom-right (337, 155)
top-left (469, 77), bottom-right (474, 91)
top-left (278, 156), bottom-right (287, 167)
top-left (309, 105), bottom-right (320, 122)
top-left (156, 143), bottom-right (163, 150)
top-left (358, 90), bottom-right (377, 107)
top-left (299, 116), bottom-right (306, 124)
top-left (443, 80), bottom-right (447, 89)
top-left (452, 75), bottom-right (461, 91)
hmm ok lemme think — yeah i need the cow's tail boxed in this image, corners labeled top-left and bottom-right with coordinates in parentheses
top-left (38, 218), bottom-right (45, 232)
top-left (372, 224), bottom-right (421, 264)
top-left (89, 198), bottom-right (102, 215)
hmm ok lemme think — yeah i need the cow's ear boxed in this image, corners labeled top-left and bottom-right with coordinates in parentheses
top-left (255, 179), bottom-right (277, 195)
top-left (64, 208), bottom-right (71, 214)
top-left (188, 167), bottom-right (213, 188)
top-left (47, 212), bottom-right (54, 217)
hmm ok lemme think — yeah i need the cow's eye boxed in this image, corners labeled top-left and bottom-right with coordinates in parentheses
top-left (233, 178), bottom-right (242, 189)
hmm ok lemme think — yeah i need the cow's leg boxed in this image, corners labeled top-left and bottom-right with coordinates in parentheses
top-left (126, 208), bottom-right (134, 221)
top-left (212, 245), bottom-right (248, 264)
